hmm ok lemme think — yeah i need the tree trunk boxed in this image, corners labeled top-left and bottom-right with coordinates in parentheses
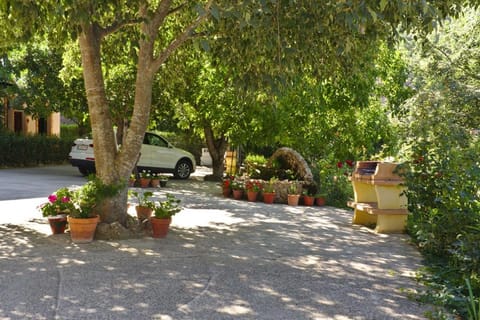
top-left (78, 24), bottom-right (130, 225)
top-left (204, 126), bottom-right (228, 180)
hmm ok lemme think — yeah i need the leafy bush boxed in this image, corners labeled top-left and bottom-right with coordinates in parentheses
top-left (0, 132), bottom-right (73, 167)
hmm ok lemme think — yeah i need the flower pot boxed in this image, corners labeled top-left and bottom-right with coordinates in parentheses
top-left (150, 179), bottom-right (160, 188)
top-left (303, 195), bottom-right (315, 206)
top-left (139, 178), bottom-right (151, 188)
top-left (67, 215), bottom-right (99, 243)
top-left (47, 214), bottom-right (68, 234)
top-left (159, 179), bottom-right (168, 187)
top-left (232, 189), bottom-right (244, 200)
top-left (315, 196), bottom-right (326, 206)
top-left (136, 206), bottom-right (153, 220)
top-left (222, 187), bottom-right (231, 198)
top-left (151, 217), bottom-right (172, 238)
top-left (263, 192), bottom-right (275, 204)
top-left (287, 194), bottom-right (300, 206)
top-left (247, 191), bottom-right (258, 202)
top-left (128, 178), bottom-right (136, 187)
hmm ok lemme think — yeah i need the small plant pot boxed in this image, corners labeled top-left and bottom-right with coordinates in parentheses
top-left (287, 194), bottom-right (300, 206)
top-left (232, 189), bottom-right (244, 200)
top-left (67, 215), bottom-right (99, 243)
top-left (247, 191), bottom-right (258, 202)
top-left (222, 187), bottom-right (231, 198)
top-left (139, 178), bottom-right (151, 188)
top-left (315, 197), bottom-right (326, 206)
top-left (159, 179), bottom-right (168, 188)
top-left (151, 217), bottom-right (172, 238)
top-left (303, 195), bottom-right (315, 206)
top-left (150, 179), bottom-right (160, 188)
top-left (136, 206), bottom-right (153, 220)
top-left (47, 214), bottom-right (68, 234)
top-left (263, 192), bottom-right (275, 204)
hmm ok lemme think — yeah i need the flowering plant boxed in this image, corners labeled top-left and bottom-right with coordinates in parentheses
top-left (263, 177), bottom-right (278, 193)
top-left (222, 175), bottom-right (234, 189)
top-left (140, 170), bottom-right (152, 179)
top-left (245, 180), bottom-right (263, 192)
top-left (231, 180), bottom-right (244, 190)
top-left (38, 187), bottom-right (75, 217)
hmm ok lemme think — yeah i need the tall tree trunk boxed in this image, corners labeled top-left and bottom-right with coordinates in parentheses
top-left (204, 126), bottom-right (228, 180)
top-left (78, 23), bottom-right (129, 226)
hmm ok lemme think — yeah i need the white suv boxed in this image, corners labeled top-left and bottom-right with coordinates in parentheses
top-left (68, 132), bottom-right (196, 179)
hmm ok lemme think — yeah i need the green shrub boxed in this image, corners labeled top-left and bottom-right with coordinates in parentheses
top-left (0, 132), bottom-right (73, 167)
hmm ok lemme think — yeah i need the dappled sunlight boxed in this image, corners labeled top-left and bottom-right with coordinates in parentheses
top-left (0, 177), bottom-right (431, 319)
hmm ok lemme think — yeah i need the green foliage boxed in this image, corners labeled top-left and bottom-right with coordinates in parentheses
top-left (152, 194), bottom-right (182, 219)
top-left (60, 124), bottom-right (80, 141)
top-left (129, 190), bottom-right (154, 209)
top-left (0, 132), bottom-right (72, 167)
top-left (38, 187), bottom-right (75, 217)
top-left (71, 176), bottom-right (124, 218)
top-left (314, 158), bottom-right (354, 208)
top-left (394, 8), bottom-right (480, 318)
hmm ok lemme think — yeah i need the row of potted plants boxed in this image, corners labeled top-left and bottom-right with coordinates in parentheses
top-left (129, 170), bottom-right (169, 188)
top-left (39, 177), bottom-right (181, 242)
top-left (129, 190), bottom-right (181, 238)
top-left (38, 177), bottom-right (123, 243)
top-left (222, 176), bottom-right (326, 206)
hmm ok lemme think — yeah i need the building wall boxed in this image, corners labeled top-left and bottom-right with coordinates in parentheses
top-left (2, 105), bottom-right (61, 136)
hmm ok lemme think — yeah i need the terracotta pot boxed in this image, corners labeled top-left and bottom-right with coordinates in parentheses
top-left (151, 217), bottom-right (172, 238)
top-left (48, 215), bottom-right (68, 234)
top-left (263, 192), bottom-right (275, 204)
top-left (315, 197), bottom-right (326, 206)
top-left (139, 178), bottom-right (151, 188)
top-left (136, 206), bottom-right (153, 220)
top-left (232, 189), bottom-right (244, 200)
top-left (247, 191), bottom-right (258, 202)
top-left (222, 187), bottom-right (231, 198)
top-left (287, 194), bottom-right (300, 206)
top-left (151, 179), bottom-right (160, 188)
top-left (303, 195), bottom-right (315, 206)
top-left (67, 215), bottom-right (99, 243)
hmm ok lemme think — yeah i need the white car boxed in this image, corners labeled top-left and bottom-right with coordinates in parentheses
top-left (68, 132), bottom-right (196, 179)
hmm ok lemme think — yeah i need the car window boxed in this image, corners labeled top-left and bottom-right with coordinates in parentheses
top-left (144, 133), bottom-right (168, 147)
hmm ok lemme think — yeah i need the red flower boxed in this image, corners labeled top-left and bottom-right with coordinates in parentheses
top-left (61, 196), bottom-right (70, 203)
top-left (337, 161), bottom-right (343, 168)
top-left (345, 160), bottom-right (354, 167)
top-left (48, 194), bottom-right (58, 203)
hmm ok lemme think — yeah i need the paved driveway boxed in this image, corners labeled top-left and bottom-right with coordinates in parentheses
top-left (0, 166), bottom-right (431, 319)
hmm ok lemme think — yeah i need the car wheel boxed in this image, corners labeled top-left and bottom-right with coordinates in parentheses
top-left (78, 167), bottom-right (89, 176)
top-left (174, 160), bottom-right (192, 179)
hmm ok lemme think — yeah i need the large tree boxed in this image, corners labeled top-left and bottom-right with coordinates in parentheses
top-left (0, 0), bottom-right (476, 237)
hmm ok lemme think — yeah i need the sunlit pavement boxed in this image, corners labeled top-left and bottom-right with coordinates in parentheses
top-left (0, 165), bottom-right (432, 320)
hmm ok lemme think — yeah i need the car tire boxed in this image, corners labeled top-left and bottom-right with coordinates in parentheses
top-left (78, 167), bottom-right (89, 176)
top-left (174, 159), bottom-right (192, 179)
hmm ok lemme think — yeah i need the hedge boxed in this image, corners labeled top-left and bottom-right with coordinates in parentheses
top-left (0, 132), bottom-right (73, 167)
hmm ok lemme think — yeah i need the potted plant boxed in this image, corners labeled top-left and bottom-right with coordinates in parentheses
top-left (128, 173), bottom-right (137, 187)
top-left (222, 175), bottom-right (233, 197)
top-left (38, 187), bottom-right (74, 234)
top-left (158, 175), bottom-right (169, 187)
top-left (139, 170), bottom-right (152, 188)
top-left (150, 193), bottom-right (182, 238)
top-left (315, 193), bottom-right (327, 206)
top-left (68, 177), bottom-right (122, 243)
top-left (287, 181), bottom-right (300, 206)
top-left (129, 190), bottom-right (154, 220)
top-left (302, 190), bottom-right (315, 206)
top-left (150, 173), bottom-right (160, 188)
top-left (262, 177), bottom-right (277, 204)
top-left (245, 179), bottom-right (263, 202)
top-left (231, 179), bottom-right (244, 200)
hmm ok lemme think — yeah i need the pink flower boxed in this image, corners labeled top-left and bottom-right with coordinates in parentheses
top-left (61, 196), bottom-right (70, 203)
top-left (337, 161), bottom-right (343, 168)
top-left (48, 194), bottom-right (58, 203)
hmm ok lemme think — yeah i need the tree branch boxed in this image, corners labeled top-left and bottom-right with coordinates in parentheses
top-left (151, 0), bottom-right (213, 73)
top-left (99, 18), bottom-right (143, 39)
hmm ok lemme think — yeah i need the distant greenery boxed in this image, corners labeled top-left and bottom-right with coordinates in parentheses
top-left (0, 131), bottom-right (72, 167)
